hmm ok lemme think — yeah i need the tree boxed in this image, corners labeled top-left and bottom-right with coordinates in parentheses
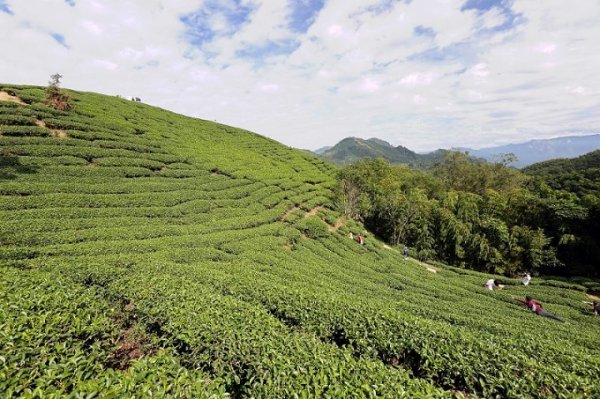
top-left (45, 73), bottom-right (72, 110)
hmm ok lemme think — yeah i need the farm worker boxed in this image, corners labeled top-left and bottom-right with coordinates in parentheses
top-left (484, 279), bottom-right (503, 290)
top-left (403, 245), bottom-right (409, 260)
top-left (514, 296), bottom-right (564, 322)
top-left (349, 232), bottom-right (354, 240)
top-left (357, 233), bottom-right (364, 245)
top-left (521, 273), bottom-right (531, 286)
top-left (583, 301), bottom-right (599, 316)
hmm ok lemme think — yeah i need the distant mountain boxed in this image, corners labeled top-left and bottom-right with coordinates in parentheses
top-left (317, 137), bottom-right (449, 169)
top-left (456, 134), bottom-right (600, 168)
top-left (313, 145), bottom-right (332, 155)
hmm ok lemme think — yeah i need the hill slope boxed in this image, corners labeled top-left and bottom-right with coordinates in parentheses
top-left (318, 137), bottom-right (449, 169)
top-left (457, 134), bottom-right (600, 168)
top-left (1, 85), bottom-right (599, 398)
top-left (523, 150), bottom-right (600, 195)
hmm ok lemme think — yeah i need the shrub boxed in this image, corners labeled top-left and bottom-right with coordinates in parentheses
top-left (296, 216), bottom-right (329, 239)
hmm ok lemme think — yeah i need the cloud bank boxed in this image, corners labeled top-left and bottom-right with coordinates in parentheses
top-left (1, 0), bottom-right (599, 151)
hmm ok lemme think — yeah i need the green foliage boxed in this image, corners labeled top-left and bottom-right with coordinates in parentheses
top-left (296, 216), bottom-right (329, 238)
top-left (0, 84), bottom-right (598, 398)
top-left (522, 151), bottom-right (600, 276)
top-left (45, 73), bottom-right (72, 111)
top-left (335, 156), bottom-right (597, 276)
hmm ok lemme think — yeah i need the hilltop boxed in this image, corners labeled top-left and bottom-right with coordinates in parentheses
top-left (1, 84), bottom-right (599, 398)
top-left (317, 137), bottom-right (450, 169)
top-left (317, 134), bottom-right (600, 169)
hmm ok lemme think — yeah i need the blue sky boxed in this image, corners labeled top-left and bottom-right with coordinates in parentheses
top-left (1, 0), bottom-right (599, 151)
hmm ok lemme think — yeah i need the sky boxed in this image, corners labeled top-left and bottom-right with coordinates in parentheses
top-left (1, 0), bottom-right (599, 152)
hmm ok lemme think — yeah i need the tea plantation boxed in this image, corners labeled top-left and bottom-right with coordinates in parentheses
top-left (0, 84), bottom-right (598, 398)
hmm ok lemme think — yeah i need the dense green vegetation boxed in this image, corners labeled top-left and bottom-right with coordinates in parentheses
top-left (1, 84), bottom-right (599, 398)
top-left (522, 150), bottom-right (600, 277)
top-left (337, 153), bottom-right (598, 277)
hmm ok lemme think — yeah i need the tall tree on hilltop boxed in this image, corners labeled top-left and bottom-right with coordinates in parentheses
top-left (45, 73), bottom-right (72, 111)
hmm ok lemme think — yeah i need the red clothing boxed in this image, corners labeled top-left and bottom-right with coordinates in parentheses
top-left (525, 299), bottom-right (543, 314)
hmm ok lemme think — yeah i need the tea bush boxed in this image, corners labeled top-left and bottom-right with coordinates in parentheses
top-left (1, 84), bottom-right (598, 398)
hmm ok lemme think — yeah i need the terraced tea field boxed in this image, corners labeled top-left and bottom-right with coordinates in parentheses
top-left (1, 85), bottom-right (599, 398)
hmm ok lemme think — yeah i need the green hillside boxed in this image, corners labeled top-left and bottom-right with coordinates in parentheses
top-left (1, 84), bottom-right (599, 398)
top-left (523, 150), bottom-right (600, 196)
top-left (318, 137), bottom-right (451, 169)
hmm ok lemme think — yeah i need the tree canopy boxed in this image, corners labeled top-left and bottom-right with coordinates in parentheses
top-left (336, 153), bottom-right (598, 277)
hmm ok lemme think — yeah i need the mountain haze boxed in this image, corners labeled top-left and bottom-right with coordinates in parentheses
top-left (457, 134), bottom-right (600, 168)
top-left (1, 84), bottom-right (599, 398)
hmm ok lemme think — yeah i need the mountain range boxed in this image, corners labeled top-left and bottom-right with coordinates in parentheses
top-left (456, 134), bottom-right (600, 168)
top-left (316, 137), bottom-right (451, 169)
top-left (316, 134), bottom-right (600, 168)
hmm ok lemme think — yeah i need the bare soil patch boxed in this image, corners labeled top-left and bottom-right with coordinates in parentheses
top-left (281, 206), bottom-right (300, 221)
top-left (328, 216), bottom-right (346, 232)
top-left (586, 293), bottom-right (600, 302)
top-left (0, 91), bottom-right (26, 105)
top-left (304, 206), bottom-right (323, 218)
top-left (108, 327), bottom-right (145, 370)
top-left (50, 129), bottom-right (68, 138)
top-left (417, 261), bottom-right (437, 273)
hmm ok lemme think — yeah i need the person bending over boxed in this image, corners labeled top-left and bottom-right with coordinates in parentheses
top-left (514, 296), bottom-right (564, 322)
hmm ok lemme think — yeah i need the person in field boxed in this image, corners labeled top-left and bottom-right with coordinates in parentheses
top-left (484, 279), bottom-right (503, 290)
top-left (583, 301), bottom-right (599, 317)
top-left (514, 296), bottom-right (564, 322)
top-left (521, 272), bottom-right (532, 286)
top-left (403, 245), bottom-right (409, 260)
top-left (357, 233), bottom-right (364, 245)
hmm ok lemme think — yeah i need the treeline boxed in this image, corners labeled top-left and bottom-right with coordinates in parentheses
top-left (335, 152), bottom-right (599, 277)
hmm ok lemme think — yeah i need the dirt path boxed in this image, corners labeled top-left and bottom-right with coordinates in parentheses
top-left (328, 216), bottom-right (346, 232)
top-left (281, 206), bottom-right (299, 221)
top-left (587, 293), bottom-right (600, 302)
top-left (418, 261), bottom-right (437, 273)
top-left (0, 91), bottom-right (26, 105)
top-left (304, 206), bottom-right (323, 217)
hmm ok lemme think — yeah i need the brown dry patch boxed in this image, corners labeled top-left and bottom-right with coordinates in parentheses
top-left (304, 206), bottom-right (323, 218)
top-left (282, 242), bottom-right (295, 251)
top-left (281, 206), bottom-right (300, 221)
top-left (327, 216), bottom-right (346, 232)
top-left (108, 327), bottom-right (145, 370)
top-left (417, 261), bottom-right (437, 273)
top-left (0, 91), bottom-right (26, 105)
top-left (50, 129), bottom-right (68, 138)
top-left (35, 119), bottom-right (46, 128)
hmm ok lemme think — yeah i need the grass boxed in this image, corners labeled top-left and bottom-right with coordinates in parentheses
top-left (1, 84), bottom-right (599, 398)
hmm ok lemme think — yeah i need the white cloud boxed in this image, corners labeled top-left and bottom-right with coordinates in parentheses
top-left (534, 42), bottom-right (557, 54)
top-left (92, 59), bottom-right (118, 70)
top-left (0, 0), bottom-right (599, 152)
top-left (81, 19), bottom-right (102, 35)
top-left (399, 72), bottom-right (437, 87)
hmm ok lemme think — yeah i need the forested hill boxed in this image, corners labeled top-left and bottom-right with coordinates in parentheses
top-left (1, 84), bottom-right (599, 398)
top-left (317, 137), bottom-right (450, 169)
top-left (523, 150), bottom-right (600, 195)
